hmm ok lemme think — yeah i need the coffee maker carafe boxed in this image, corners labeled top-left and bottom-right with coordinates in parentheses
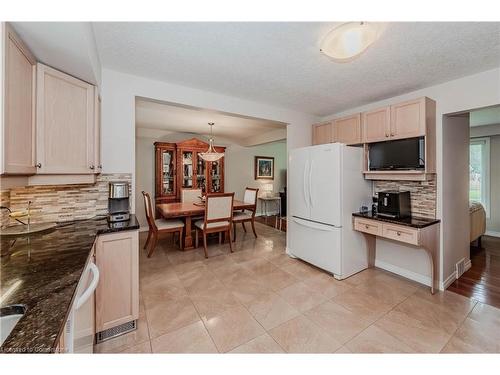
top-left (108, 182), bottom-right (130, 222)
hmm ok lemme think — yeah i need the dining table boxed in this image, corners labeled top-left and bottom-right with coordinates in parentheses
top-left (156, 200), bottom-right (255, 250)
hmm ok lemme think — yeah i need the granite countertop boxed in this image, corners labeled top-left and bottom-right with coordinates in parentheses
top-left (0, 215), bottom-right (139, 353)
top-left (352, 211), bottom-right (440, 228)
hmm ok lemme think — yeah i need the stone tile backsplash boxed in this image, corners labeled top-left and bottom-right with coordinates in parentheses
top-left (373, 177), bottom-right (437, 219)
top-left (0, 173), bottom-right (131, 228)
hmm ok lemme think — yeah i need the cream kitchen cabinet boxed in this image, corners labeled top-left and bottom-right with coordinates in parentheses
top-left (333, 113), bottom-right (362, 145)
top-left (35, 63), bottom-right (97, 174)
top-left (312, 121), bottom-right (334, 145)
top-left (1, 23), bottom-right (37, 175)
top-left (390, 97), bottom-right (432, 140)
top-left (362, 106), bottom-right (391, 143)
top-left (95, 230), bottom-right (139, 335)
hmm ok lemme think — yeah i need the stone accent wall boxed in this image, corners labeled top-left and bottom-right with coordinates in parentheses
top-left (373, 177), bottom-right (437, 219)
top-left (0, 173), bottom-right (131, 228)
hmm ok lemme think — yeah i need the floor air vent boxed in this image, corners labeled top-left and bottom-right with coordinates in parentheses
top-left (455, 258), bottom-right (466, 279)
top-left (96, 320), bottom-right (137, 343)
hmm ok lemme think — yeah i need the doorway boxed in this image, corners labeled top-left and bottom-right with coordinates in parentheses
top-left (445, 105), bottom-right (500, 308)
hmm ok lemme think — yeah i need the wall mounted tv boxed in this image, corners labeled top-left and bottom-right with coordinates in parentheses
top-left (368, 137), bottom-right (425, 171)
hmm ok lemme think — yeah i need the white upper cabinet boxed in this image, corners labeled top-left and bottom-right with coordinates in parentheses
top-left (1, 23), bottom-right (36, 175)
top-left (36, 63), bottom-right (96, 174)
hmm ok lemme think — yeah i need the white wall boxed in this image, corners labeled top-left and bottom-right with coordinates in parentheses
top-left (320, 67), bottom-right (500, 288)
top-left (225, 141), bottom-right (287, 215)
top-left (442, 115), bottom-right (470, 286)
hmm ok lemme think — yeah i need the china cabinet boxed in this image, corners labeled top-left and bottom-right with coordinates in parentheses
top-left (154, 138), bottom-right (225, 204)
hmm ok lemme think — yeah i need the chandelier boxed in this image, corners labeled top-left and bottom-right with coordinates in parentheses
top-left (199, 122), bottom-right (224, 162)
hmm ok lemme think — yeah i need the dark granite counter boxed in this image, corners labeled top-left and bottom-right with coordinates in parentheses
top-left (352, 211), bottom-right (440, 229)
top-left (0, 215), bottom-right (139, 353)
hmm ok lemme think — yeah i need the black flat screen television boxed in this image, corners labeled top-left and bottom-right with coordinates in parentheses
top-left (368, 137), bottom-right (425, 170)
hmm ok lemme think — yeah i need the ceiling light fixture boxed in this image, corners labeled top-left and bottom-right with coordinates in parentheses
top-left (199, 122), bottom-right (224, 162)
top-left (320, 22), bottom-right (380, 62)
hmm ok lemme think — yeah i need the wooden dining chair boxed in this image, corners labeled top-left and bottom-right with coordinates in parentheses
top-left (194, 192), bottom-right (235, 258)
top-left (142, 191), bottom-right (185, 257)
top-left (181, 188), bottom-right (202, 203)
top-left (232, 187), bottom-right (259, 241)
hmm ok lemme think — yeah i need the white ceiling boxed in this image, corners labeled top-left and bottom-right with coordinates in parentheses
top-left (470, 106), bottom-right (500, 127)
top-left (135, 98), bottom-right (286, 146)
top-left (92, 22), bottom-right (500, 116)
top-left (12, 22), bottom-right (101, 85)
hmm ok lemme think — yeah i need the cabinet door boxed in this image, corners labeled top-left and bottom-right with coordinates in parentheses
top-left (180, 150), bottom-right (194, 189)
top-left (312, 122), bottom-right (333, 145)
top-left (390, 98), bottom-right (426, 140)
top-left (208, 157), bottom-right (224, 193)
top-left (333, 114), bottom-right (361, 145)
top-left (36, 63), bottom-right (95, 174)
top-left (362, 106), bottom-right (390, 143)
top-left (2, 23), bottom-right (36, 175)
top-left (156, 145), bottom-right (176, 200)
top-left (195, 152), bottom-right (207, 194)
top-left (95, 230), bottom-right (139, 333)
top-left (94, 92), bottom-right (101, 173)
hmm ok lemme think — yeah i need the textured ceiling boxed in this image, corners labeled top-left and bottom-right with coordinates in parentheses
top-left (93, 22), bottom-right (500, 116)
top-left (135, 98), bottom-right (286, 145)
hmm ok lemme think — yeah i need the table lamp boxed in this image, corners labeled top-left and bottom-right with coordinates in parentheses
top-left (263, 183), bottom-right (273, 197)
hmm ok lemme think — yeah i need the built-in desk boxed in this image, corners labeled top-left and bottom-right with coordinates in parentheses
top-left (352, 212), bottom-right (440, 294)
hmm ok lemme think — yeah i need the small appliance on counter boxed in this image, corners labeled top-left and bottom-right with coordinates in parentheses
top-left (377, 190), bottom-right (411, 219)
top-left (108, 182), bottom-right (130, 222)
top-left (371, 196), bottom-right (378, 215)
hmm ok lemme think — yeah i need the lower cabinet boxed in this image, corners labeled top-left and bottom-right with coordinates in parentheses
top-left (95, 230), bottom-right (139, 334)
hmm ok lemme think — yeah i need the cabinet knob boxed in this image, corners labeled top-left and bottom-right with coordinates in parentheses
top-left (98, 165), bottom-right (102, 169)
top-left (89, 165), bottom-right (95, 170)
top-left (391, 132), bottom-right (395, 136)
top-left (36, 163), bottom-right (42, 168)
top-left (396, 231), bottom-right (401, 236)
top-left (365, 225), bottom-right (369, 229)
top-left (385, 133), bottom-right (389, 137)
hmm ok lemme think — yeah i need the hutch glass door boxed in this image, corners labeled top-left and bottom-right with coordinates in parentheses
top-left (161, 149), bottom-right (175, 195)
top-left (182, 151), bottom-right (193, 188)
top-left (196, 153), bottom-right (207, 194)
top-left (209, 159), bottom-right (222, 193)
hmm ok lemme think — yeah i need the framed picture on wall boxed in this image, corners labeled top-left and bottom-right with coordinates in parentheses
top-left (254, 156), bottom-right (274, 180)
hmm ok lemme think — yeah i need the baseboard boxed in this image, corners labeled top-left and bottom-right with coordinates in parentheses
top-left (465, 259), bottom-right (472, 272)
top-left (374, 259), bottom-right (432, 288)
top-left (485, 230), bottom-right (500, 238)
top-left (442, 272), bottom-right (457, 290)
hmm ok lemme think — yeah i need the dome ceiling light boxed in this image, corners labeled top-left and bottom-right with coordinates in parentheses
top-left (320, 22), bottom-right (381, 62)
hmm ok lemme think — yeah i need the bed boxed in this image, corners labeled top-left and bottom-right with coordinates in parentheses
top-left (470, 201), bottom-right (486, 247)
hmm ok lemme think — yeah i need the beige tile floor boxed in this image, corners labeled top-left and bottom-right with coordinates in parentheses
top-left (95, 222), bottom-right (500, 354)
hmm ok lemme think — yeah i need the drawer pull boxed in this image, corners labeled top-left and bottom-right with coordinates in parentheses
top-left (365, 225), bottom-right (370, 229)
top-left (396, 231), bottom-right (401, 236)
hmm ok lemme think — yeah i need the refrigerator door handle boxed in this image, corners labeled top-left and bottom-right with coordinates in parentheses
top-left (292, 217), bottom-right (338, 231)
top-left (303, 159), bottom-right (309, 207)
top-left (309, 159), bottom-right (314, 207)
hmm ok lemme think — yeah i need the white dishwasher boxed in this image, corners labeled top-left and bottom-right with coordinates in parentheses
top-left (65, 256), bottom-right (99, 353)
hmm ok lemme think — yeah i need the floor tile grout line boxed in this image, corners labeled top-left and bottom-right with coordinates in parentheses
top-left (341, 284), bottom-right (421, 353)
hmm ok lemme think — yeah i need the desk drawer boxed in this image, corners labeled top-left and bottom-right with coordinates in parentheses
top-left (382, 223), bottom-right (419, 245)
top-left (354, 218), bottom-right (382, 236)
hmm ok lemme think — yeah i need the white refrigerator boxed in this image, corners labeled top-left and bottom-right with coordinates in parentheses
top-left (288, 143), bottom-right (372, 280)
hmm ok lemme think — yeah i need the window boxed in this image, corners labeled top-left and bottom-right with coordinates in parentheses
top-left (470, 137), bottom-right (490, 216)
